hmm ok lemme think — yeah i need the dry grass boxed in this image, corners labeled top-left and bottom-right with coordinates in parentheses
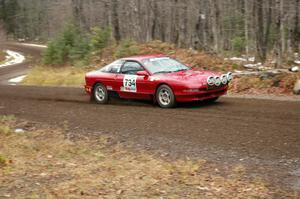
top-left (229, 73), bottom-right (300, 95)
top-left (0, 115), bottom-right (296, 198)
top-left (0, 50), bottom-right (7, 64)
top-left (22, 66), bottom-right (86, 87)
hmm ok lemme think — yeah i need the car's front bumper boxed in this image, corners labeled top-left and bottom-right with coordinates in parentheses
top-left (84, 85), bottom-right (92, 95)
top-left (175, 86), bottom-right (228, 102)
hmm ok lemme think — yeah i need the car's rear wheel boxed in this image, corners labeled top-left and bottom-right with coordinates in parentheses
top-left (93, 83), bottom-right (109, 104)
top-left (156, 85), bottom-right (176, 108)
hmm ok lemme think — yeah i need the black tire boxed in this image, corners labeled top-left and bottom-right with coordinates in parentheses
top-left (156, 85), bottom-right (176, 108)
top-left (203, 97), bottom-right (219, 103)
top-left (93, 83), bottom-right (109, 104)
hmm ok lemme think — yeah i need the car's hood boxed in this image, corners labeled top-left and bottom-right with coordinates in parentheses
top-left (155, 69), bottom-right (220, 86)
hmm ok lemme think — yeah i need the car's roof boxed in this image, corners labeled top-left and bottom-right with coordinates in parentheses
top-left (122, 54), bottom-right (166, 61)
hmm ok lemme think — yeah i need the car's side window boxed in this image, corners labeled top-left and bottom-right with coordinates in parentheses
top-left (110, 65), bottom-right (120, 73)
top-left (100, 60), bottom-right (124, 73)
top-left (121, 61), bottom-right (144, 75)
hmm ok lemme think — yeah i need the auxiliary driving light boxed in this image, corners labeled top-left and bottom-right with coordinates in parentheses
top-left (207, 76), bottom-right (215, 86)
top-left (214, 76), bottom-right (221, 86)
top-left (221, 74), bottom-right (228, 85)
top-left (227, 72), bottom-right (233, 82)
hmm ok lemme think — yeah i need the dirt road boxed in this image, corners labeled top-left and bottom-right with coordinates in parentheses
top-left (0, 43), bottom-right (300, 191)
top-left (0, 43), bottom-right (43, 84)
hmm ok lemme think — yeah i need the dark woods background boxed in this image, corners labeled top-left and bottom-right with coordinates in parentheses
top-left (0, 0), bottom-right (300, 63)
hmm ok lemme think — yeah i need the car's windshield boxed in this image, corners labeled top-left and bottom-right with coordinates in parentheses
top-left (142, 57), bottom-right (190, 74)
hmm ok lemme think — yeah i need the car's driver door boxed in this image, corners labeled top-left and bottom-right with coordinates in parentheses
top-left (115, 61), bottom-right (152, 100)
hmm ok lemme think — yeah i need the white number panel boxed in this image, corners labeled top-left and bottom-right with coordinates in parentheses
top-left (123, 75), bottom-right (137, 92)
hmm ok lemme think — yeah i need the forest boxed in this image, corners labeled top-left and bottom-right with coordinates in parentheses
top-left (0, 0), bottom-right (300, 64)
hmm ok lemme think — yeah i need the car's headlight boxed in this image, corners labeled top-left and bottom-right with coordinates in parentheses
top-left (227, 72), bottom-right (233, 82)
top-left (207, 76), bottom-right (215, 86)
top-left (214, 76), bottom-right (221, 86)
top-left (221, 74), bottom-right (228, 85)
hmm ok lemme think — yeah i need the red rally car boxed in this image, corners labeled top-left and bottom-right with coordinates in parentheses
top-left (85, 55), bottom-right (232, 108)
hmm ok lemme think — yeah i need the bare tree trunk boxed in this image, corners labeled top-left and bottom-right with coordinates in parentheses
top-left (255, 0), bottom-right (264, 62)
top-left (209, 0), bottom-right (220, 53)
top-left (244, 0), bottom-right (249, 57)
top-left (275, 0), bottom-right (283, 68)
top-left (0, 20), bottom-right (6, 41)
top-left (179, 1), bottom-right (189, 48)
top-left (72, 0), bottom-right (86, 29)
top-left (293, 0), bottom-right (300, 51)
top-left (150, 0), bottom-right (158, 40)
top-left (111, 0), bottom-right (121, 42)
top-left (171, 0), bottom-right (179, 45)
top-left (255, 0), bottom-right (272, 63)
top-left (280, 0), bottom-right (285, 56)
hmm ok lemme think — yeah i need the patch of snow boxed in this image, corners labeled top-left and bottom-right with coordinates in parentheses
top-left (0, 50), bottom-right (25, 68)
top-left (40, 173), bottom-right (47, 177)
top-left (21, 43), bottom-right (47, 48)
top-left (225, 56), bottom-right (255, 62)
top-left (225, 57), bottom-right (247, 62)
top-left (258, 66), bottom-right (272, 71)
top-left (15, 128), bottom-right (25, 133)
top-left (248, 57), bottom-right (255, 62)
top-left (290, 66), bottom-right (299, 72)
top-left (3, 194), bottom-right (11, 198)
top-left (8, 75), bottom-right (27, 85)
top-left (244, 63), bottom-right (262, 68)
top-left (200, 14), bottom-right (206, 20)
top-left (234, 70), bottom-right (243, 73)
top-left (197, 186), bottom-right (210, 191)
top-left (294, 60), bottom-right (300, 64)
top-left (233, 71), bottom-right (260, 76)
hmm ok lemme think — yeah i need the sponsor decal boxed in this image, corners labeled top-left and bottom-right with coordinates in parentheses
top-left (150, 77), bottom-right (160, 81)
top-left (123, 75), bottom-right (137, 92)
top-left (107, 86), bottom-right (113, 90)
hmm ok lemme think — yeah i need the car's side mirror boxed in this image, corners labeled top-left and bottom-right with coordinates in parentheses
top-left (136, 70), bottom-right (149, 77)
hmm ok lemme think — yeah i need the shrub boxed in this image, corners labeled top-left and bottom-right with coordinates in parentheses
top-left (0, 125), bottom-right (11, 135)
top-left (43, 24), bottom-right (91, 66)
top-left (69, 36), bottom-right (91, 66)
top-left (114, 39), bottom-right (139, 58)
top-left (90, 27), bottom-right (112, 53)
top-left (0, 50), bottom-right (6, 62)
top-left (0, 154), bottom-right (7, 167)
top-left (231, 36), bottom-right (245, 54)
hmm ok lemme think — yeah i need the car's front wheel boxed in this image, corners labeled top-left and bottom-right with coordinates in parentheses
top-left (156, 85), bottom-right (176, 108)
top-left (93, 83), bottom-right (109, 104)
